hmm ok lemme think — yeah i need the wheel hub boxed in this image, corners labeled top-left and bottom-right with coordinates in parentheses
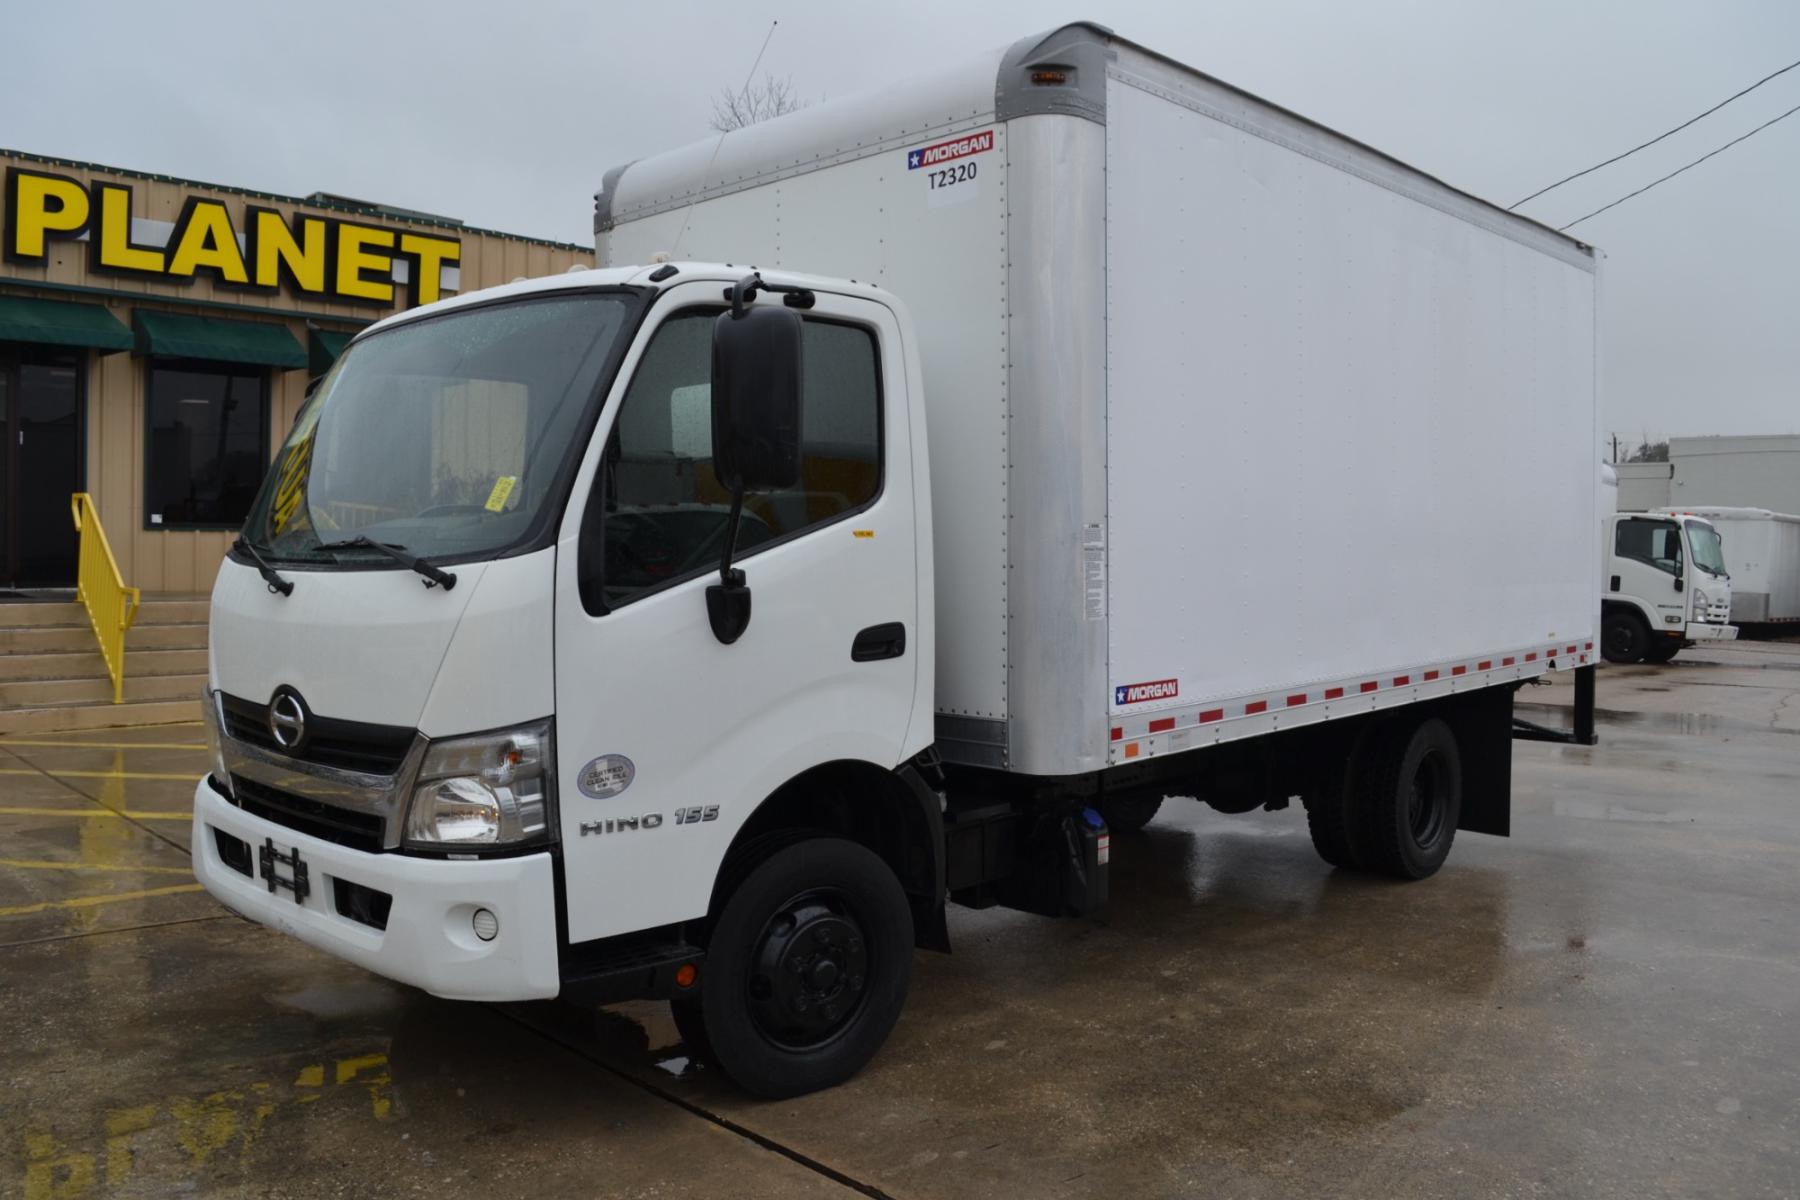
top-left (747, 894), bottom-right (870, 1048)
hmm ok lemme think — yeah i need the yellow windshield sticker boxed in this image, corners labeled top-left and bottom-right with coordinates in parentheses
top-left (484, 476), bottom-right (518, 513)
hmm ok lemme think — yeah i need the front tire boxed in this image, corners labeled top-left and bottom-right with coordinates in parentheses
top-left (1643, 638), bottom-right (1681, 664)
top-left (1602, 610), bottom-right (1650, 663)
top-left (696, 837), bottom-right (912, 1098)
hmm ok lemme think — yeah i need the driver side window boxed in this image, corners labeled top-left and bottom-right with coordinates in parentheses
top-left (1615, 519), bottom-right (1682, 575)
top-left (589, 308), bottom-right (882, 611)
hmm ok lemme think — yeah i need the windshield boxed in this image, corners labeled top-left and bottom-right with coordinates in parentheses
top-left (1687, 521), bottom-right (1727, 577)
top-left (243, 291), bottom-right (636, 563)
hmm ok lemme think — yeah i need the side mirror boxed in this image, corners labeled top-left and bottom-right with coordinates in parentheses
top-left (711, 305), bottom-right (802, 493)
top-left (705, 296), bottom-right (804, 645)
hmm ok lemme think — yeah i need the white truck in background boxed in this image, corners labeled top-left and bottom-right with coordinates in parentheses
top-left (1601, 511), bottom-right (1736, 662)
top-left (193, 23), bottom-right (1600, 1097)
top-left (1654, 506), bottom-right (1800, 626)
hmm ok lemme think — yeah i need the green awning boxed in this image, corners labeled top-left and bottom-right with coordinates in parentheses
top-left (309, 328), bottom-right (355, 376)
top-left (132, 310), bottom-right (306, 369)
top-left (0, 295), bottom-right (133, 352)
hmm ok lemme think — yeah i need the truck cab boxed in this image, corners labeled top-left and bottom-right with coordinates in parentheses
top-left (1601, 512), bottom-right (1736, 663)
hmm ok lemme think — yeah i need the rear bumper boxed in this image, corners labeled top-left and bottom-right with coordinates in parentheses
top-left (191, 777), bottom-right (559, 1001)
top-left (1685, 622), bottom-right (1739, 642)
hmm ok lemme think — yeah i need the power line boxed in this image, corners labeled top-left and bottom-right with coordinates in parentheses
top-left (1558, 99), bottom-right (1800, 230)
top-left (1509, 55), bottom-right (1800, 210)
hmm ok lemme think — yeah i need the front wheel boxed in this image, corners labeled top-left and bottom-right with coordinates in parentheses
top-left (694, 837), bottom-right (912, 1098)
top-left (1643, 638), bottom-right (1681, 664)
top-left (1602, 610), bottom-right (1650, 664)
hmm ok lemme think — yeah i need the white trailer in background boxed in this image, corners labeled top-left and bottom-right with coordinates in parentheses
top-left (1657, 506), bottom-right (1800, 624)
top-left (193, 22), bottom-right (1601, 1099)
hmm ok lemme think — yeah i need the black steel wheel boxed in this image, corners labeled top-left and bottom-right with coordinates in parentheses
top-left (696, 837), bottom-right (911, 1098)
top-left (1351, 717), bottom-right (1462, 880)
top-left (1643, 638), bottom-right (1682, 664)
top-left (1602, 610), bottom-right (1650, 664)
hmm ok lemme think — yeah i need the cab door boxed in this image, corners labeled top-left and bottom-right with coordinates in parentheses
top-left (552, 283), bottom-right (921, 943)
top-left (1611, 516), bottom-right (1687, 629)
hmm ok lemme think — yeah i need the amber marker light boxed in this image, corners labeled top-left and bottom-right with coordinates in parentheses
top-left (675, 963), bottom-right (699, 989)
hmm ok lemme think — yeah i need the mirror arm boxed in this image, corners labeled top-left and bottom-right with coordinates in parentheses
top-left (706, 480), bottom-right (752, 645)
top-left (724, 272), bottom-right (816, 316)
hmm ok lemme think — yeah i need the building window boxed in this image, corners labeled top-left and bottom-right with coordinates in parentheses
top-left (594, 309), bottom-right (882, 609)
top-left (145, 359), bottom-right (269, 529)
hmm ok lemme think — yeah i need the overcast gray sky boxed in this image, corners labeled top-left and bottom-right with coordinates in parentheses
top-left (6, 0), bottom-right (1796, 443)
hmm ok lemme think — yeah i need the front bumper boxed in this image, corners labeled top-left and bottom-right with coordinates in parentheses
top-left (1685, 622), bottom-right (1739, 642)
top-left (192, 777), bottom-right (559, 1001)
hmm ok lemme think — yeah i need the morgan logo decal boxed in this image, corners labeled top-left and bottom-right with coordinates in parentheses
top-left (907, 130), bottom-right (994, 170)
top-left (1115, 679), bottom-right (1179, 705)
top-left (576, 754), bottom-right (635, 800)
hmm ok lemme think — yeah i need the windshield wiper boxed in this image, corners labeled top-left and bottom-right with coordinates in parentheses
top-left (233, 537), bottom-right (294, 596)
top-left (318, 537), bottom-right (457, 590)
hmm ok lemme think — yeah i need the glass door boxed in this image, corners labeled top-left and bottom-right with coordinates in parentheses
top-left (1, 346), bottom-right (85, 587)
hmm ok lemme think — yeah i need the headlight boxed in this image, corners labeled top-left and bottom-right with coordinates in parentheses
top-left (1690, 589), bottom-right (1709, 611)
top-left (404, 720), bottom-right (555, 850)
top-left (201, 689), bottom-right (233, 797)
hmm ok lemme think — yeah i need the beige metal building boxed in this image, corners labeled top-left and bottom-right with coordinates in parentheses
top-left (0, 147), bottom-right (593, 595)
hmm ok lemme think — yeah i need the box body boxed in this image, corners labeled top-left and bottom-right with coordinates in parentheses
top-left (598, 24), bottom-right (1599, 777)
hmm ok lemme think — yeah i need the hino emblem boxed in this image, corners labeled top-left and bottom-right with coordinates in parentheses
top-left (267, 687), bottom-right (308, 751)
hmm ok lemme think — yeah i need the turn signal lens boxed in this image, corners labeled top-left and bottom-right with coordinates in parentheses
top-left (674, 963), bottom-right (698, 989)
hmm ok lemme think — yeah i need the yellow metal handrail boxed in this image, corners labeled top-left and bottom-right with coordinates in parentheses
top-left (70, 493), bottom-right (141, 704)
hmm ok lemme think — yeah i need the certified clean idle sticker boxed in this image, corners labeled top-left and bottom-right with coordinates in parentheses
top-left (577, 754), bottom-right (636, 799)
top-left (907, 128), bottom-right (992, 209)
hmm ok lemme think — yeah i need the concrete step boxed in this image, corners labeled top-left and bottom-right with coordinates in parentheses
top-left (133, 600), bottom-right (212, 626)
top-left (0, 672), bottom-right (204, 708)
top-left (0, 696), bottom-right (201, 736)
top-left (0, 622), bottom-right (208, 654)
top-left (0, 601), bottom-right (88, 628)
top-left (0, 647), bottom-right (208, 682)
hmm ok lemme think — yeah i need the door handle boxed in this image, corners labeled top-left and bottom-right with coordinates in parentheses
top-left (852, 622), bottom-right (906, 662)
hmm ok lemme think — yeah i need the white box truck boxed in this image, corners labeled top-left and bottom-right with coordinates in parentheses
top-left (1656, 506), bottom-right (1800, 625)
top-left (1601, 510), bottom-right (1737, 661)
top-left (192, 23), bottom-right (1600, 1097)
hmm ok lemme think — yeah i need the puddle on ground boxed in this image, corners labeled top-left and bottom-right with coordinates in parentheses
top-left (269, 978), bottom-right (402, 1019)
top-left (1552, 798), bottom-right (1699, 824)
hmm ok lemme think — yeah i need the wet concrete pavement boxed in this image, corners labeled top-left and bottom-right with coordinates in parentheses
top-left (4, 642), bottom-right (1799, 1197)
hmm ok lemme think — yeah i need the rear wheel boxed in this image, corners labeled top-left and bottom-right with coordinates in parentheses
top-left (1102, 793), bottom-right (1163, 834)
top-left (1350, 717), bottom-right (1462, 879)
top-left (1602, 610), bottom-right (1650, 663)
top-left (694, 837), bottom-right (912, 1098)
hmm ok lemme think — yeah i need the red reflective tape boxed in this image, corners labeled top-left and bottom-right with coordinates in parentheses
top-left (1503, 656), bottom-right (1516, 666)
top-left (1452, 665), bottom-right (1467, 676)
top-left (1566, 645), bottom-right (1577, 655)
top-left (1478, 661), bottom-right (1493, 671)
top-left (1423, 670), bottom-right (1439, 681)
top-left (1245, 700), bottom-right (1268, 715)
top-left (1525, 653), bottom-right (1537, 662)
top-left (1110, 727), bottom-right (1122, 742)
top-left (1393, 675), bottom-right (1410, 686)
top-left (1324, 687), bottom-right (1344, 700)
top-left (1199, 708), bottom-right (1224, 724)
top-left (1580, 654), bottom-right (1588, 663)
top-left (1359, 681), bottom-right (1378, 693)
top-left (1148, 717), bottom-right (1175, 734)
top-left (1585, 642), bottom-right (1593, 650)
top-left (1286, 693), bottom-right (1307, 707)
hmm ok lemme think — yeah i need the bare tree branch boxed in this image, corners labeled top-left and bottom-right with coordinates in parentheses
top-left (710, 74), bottom-right (808, 132)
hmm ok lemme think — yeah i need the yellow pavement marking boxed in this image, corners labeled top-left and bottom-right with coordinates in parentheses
top-left (0, 858), bottom-right (193, 875)
top-left (0, 882), bottom-right (204, 917)
top-left (0, 807), bottom-right (189, 820)
top-left (0, 768), bottom-right (198, 780)
top-left (0, 739), bottom-right (206, 750)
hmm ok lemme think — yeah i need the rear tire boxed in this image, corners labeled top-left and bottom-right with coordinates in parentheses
top-left (1304, 722), bottom-right (1385, 870)
top-left (696, 837), bottom-right (912, 1098)
top-left (1602, 610), bottom-right (1650, 664)
top-left (1350, 717), bottom-right (1462, 880)
top-left (1102, 793), bottom-right (1163, 834)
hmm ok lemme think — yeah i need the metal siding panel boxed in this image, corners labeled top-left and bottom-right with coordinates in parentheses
top-left (1104, 76), bottom-right (1596, 718)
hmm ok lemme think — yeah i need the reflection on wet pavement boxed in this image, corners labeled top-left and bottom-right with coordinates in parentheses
top-left (5, 642), bottom-right (1800, 1197)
